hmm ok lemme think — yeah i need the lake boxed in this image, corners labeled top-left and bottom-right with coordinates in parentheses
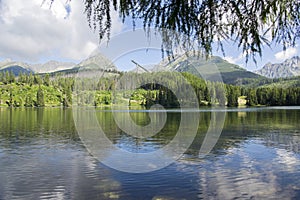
top-left (0, 107), bottom-right (299, 199)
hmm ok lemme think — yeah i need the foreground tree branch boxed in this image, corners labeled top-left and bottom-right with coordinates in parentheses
top-left (48, 0), bottom-right (300, 62)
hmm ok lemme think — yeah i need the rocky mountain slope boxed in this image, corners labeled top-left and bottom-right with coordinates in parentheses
top-left (255, 56), bottom-right (300, 78)
top-left (30, 60), bottom-right (75, 73)
top-left (154, 53), bottom-right (263, 84)
top-left (0, 59), bottom-right (75, 74)
top-left (0, 52), bottom-right (118, 75)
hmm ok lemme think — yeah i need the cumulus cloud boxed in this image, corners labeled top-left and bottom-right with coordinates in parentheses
top-left (223, 56), bottom-right (235, 64)
top-left (0, 0), bottom-right (124, 62)
top-left (275, 149), bottom-right (299, 172)
top-left (275, 47), bottom-right (298, 62)
top-left (224, 52), bottom-right (245, 65)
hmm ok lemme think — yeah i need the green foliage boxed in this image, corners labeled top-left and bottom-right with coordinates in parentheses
top-left (0, 73), bottom-right (68, 107)
top-left (243, 87), bottom-right (300, 106)
top-left (36, 86), bottom-right (45, 107)
top-left (0, 71), bottom-right (299, 108)
top-left (66, 0), bottom-right (300, 62)
top-left (24, 95), bottom-right (34, 107)
top-left (242, 76), bottom-right (300, 88)
top-left (44, 74), bottom-right (50, 86)
top-left (34, 75), bottom-right (42, 85)
top-left (2, 71), bottom-right (15, 84)
top-left (246, 89), bottom-right (258, 106)
top-left (215, 82), bottom-right (226, 106)
top-left (227, 85), bottom-right (240, 107)
top-left (94, 91), bottom-right (112, 106)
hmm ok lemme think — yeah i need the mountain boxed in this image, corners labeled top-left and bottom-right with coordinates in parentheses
top-left (0, 65), bottom-right (33, 76)
top-left (0, 59), bottom-right (75, 74)
top-left (0, 53), bottom-right (120, 76)
top-left (0, 60), bottom-right (33, 75)
top-left (77, 53), bottom-right (117, 71)
top-left (254, 56), bottom-right (300, 78)
top-left (30, 60), bottom-right (75, 73)
top-left (49, 53), bottom-right (119, 77)
top-left (0, 60), bottom-right (31, 70)
top-left (154, 54), bottom-right (263, 84)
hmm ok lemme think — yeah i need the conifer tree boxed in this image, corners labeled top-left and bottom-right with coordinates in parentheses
top-left (36, 86), bottom-right (45, 107)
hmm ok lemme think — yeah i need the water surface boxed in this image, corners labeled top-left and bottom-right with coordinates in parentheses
top-left (0, 107), bottom-right (299, 199)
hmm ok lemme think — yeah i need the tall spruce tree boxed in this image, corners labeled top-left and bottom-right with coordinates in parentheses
top-left (36, 86), bottom-right (45, 107)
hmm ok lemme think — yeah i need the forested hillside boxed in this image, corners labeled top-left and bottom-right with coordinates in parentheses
top-left (0, 71), bottom-right (299, 108)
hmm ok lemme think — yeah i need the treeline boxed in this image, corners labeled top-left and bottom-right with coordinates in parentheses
top-left (0, 71), bottom-right (299, 108)
top-left (0, 71), bottom-right (74, 107)
top-left (104, 72), bottom-right (241, 107)
top-left (122, 72), bottom-right (300, 107)
top-left (241, 76), bottom-right (300, 88)
top-left (243, 87), bottom-right (300, 106)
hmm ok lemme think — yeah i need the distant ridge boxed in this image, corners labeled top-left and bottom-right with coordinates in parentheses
top-left (255, 56), bottom-right (300, 78)
top-left (48, 53), bottom-right (119, 77)
top-left (0, 59), bottom-right (75, 74)
top-left (77, 53), bottom-right (117, 71)
top-left (0, 65), bottom-right (33, 76)
top-left (0, 60), bottom-right (33, 75)
top-left (0, 53), bottom-right (120, 76)
top-left (30, 60), bottom-right (75, 73)
top-left (0, 53), bottom-right (266, 85)
top-left (154, 53), bottom-right (263, 84)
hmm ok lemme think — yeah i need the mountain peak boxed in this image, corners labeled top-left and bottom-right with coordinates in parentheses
top-left (77, 53), bottom-right (117, 71)
top-left (31, 60), bottom-right (75, 73)
top-left (153, 53), bottom-right (261, 84)
top-left (255, 56), bottom-right (300, 78)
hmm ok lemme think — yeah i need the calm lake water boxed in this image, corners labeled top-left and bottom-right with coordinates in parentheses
top-left (0, 107), bottom-right (299, 199)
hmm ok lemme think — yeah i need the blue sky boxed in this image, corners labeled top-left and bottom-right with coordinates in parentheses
top-left (0, 0), bottom-right (299, 72)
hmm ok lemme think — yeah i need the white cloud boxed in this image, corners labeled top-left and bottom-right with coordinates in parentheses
top-left (0, 0), bottom-right (124, 62)
top-left (223, 56), bottom-right (237, 64)
top-left (275, 149), bottom-right (299, 172)
top-left (275, 47), bottom-right (298, 62)
top-left (224, 52), bottom-right (244, 64)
